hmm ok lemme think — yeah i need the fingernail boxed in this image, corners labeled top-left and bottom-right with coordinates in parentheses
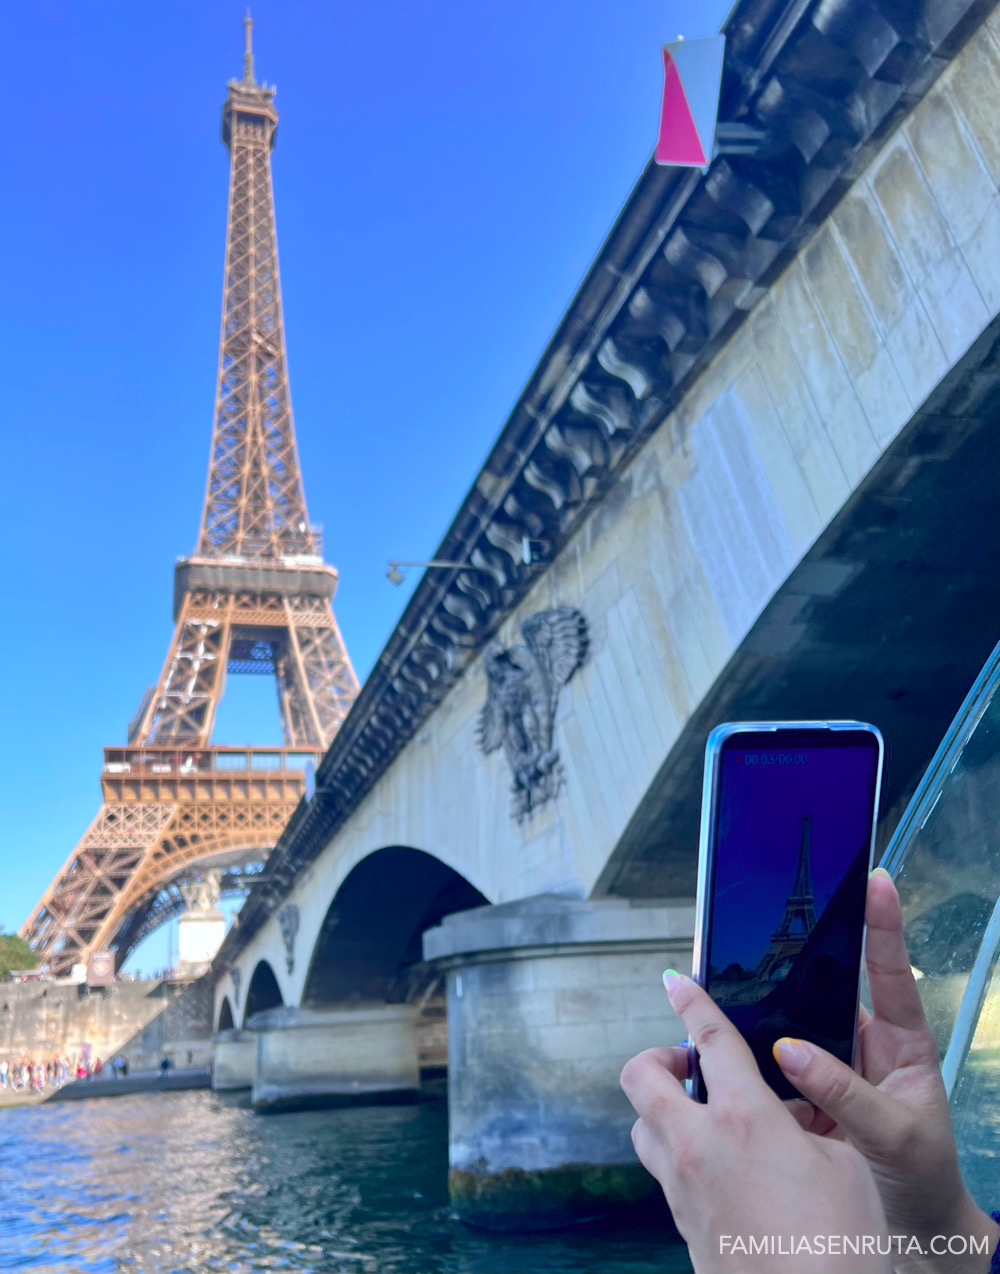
top-left (773, 1037), bottom-right (811, 1076)
top-left (662, 969), bottom-right (683, 1002)
top-left (870, 867), bottom-right (892, 880)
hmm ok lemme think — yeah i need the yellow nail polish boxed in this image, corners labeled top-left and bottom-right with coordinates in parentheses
top-left (773, 1037), bottom-right (810, 1076)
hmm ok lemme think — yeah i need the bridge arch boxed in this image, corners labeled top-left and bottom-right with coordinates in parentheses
top-left (217, 995), bottom-right (236, 1031)
top-left (244, 958), bottom-right (284, 1024)
top-left (301, 846), bottom-right (487, 1006)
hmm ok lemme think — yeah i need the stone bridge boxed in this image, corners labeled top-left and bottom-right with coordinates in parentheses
top-left (210, 0), bottom-right (1000, 1230)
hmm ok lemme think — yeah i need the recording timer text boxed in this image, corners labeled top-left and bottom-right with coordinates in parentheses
top-left (736, 752), bottom-right (808, 766)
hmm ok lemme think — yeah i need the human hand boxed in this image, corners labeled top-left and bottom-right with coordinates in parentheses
top-left (621, 971), bottom-right (890, 1272)
top-left (774, 869), bottom-right (998, 1273)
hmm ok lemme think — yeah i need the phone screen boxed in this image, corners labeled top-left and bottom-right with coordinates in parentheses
top-left (695, 727), bottom-right (882, 1101)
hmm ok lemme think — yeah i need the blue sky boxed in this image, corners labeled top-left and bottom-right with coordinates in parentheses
top-left (1, 0), bottom-right (731, 971)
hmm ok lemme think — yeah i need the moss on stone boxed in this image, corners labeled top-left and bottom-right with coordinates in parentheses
top-left (449, 1161), bottom-right (667, 1232)
top-left (254, 1088), bottom-right (420, 1116)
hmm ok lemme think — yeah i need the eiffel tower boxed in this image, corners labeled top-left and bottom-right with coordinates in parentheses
top-left (22, 17), bottom-right (358, 977)
top-left (756, 817), bottom-right (818, 981)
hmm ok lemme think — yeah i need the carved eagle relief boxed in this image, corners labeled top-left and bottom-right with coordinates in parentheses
top-left (476, 607), bottom-right (588, 822)
top-left (277, 903), bottom-right (300, 975)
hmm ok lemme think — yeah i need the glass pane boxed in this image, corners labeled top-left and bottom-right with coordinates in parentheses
top-left (215, 753), bottom-right (248, 771)
top-left (880, 642), bottom-right (1000, 1057)
top-left (879, 640), bottom-right (1000, 1210)
top-left (250, 752), bottom-right (281, 771)
top-left (285, 753), bottom-right (313, 770)
top-left (951, 956), bottom-right (1000, 1211)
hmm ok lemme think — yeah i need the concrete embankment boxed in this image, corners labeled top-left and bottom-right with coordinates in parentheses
top-left (0, 1067), bottom-right (213, 1110)
top-left (46, 1067), bottom-right (211, 1101)
top-left (0, 1089), bottom-right (45, 1109)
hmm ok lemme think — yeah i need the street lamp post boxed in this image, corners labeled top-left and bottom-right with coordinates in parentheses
top-left (386, 537), bottom-right (546, 585)
top-left (386, 559), bottom-right (468, 585)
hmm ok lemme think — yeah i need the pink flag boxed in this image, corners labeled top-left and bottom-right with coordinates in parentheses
top-left (655, 35), bottom-right (726, 168)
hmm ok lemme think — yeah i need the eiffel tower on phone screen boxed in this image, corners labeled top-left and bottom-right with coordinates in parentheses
top-left (756, 817), bottom-right (818, 981)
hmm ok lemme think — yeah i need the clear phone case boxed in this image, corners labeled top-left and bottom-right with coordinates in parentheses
top-left (687, 720), bottom-right (884, 1099)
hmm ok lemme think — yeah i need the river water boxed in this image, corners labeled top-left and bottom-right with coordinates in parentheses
top-left (0, 1089), bottom-right (691, 1273)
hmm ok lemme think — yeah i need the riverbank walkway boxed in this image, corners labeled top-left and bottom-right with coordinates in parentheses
top-left (0, 1067), bottom-right (211, 1109)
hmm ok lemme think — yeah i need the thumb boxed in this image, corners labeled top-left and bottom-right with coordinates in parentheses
top-left (773, 1038), bottom-right (904, 1160)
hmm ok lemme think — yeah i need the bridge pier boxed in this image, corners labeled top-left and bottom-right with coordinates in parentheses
top-left (211, 1028), bottom-right (255, 1090)
top-left (424, 896), bottom-right (694, 1231)
top-left (248, 1004), bottom-right (420, 1112)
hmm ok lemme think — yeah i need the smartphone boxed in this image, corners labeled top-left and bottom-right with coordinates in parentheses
top-left (689, 721), bottom-right (884, 1102)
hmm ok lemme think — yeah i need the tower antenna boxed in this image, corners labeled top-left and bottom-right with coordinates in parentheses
top-left (243, 9), bottom-right (255, 84)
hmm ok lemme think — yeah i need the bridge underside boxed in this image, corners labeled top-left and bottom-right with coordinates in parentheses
top-left (109, 850), bottom-right (266, 964)
top-left (600, 315), bottom-right (1000, 900)
top-left (302, 847), bottom-right (488, 1007)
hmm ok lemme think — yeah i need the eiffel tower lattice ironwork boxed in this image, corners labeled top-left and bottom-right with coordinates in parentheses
top-left (756, 816), bottom-right (818, 981)
top-left (22, 17), bottom-right (358, 976)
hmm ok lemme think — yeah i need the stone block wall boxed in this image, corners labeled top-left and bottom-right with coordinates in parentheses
top-left (0, 978), bottom-right (214, 1071)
